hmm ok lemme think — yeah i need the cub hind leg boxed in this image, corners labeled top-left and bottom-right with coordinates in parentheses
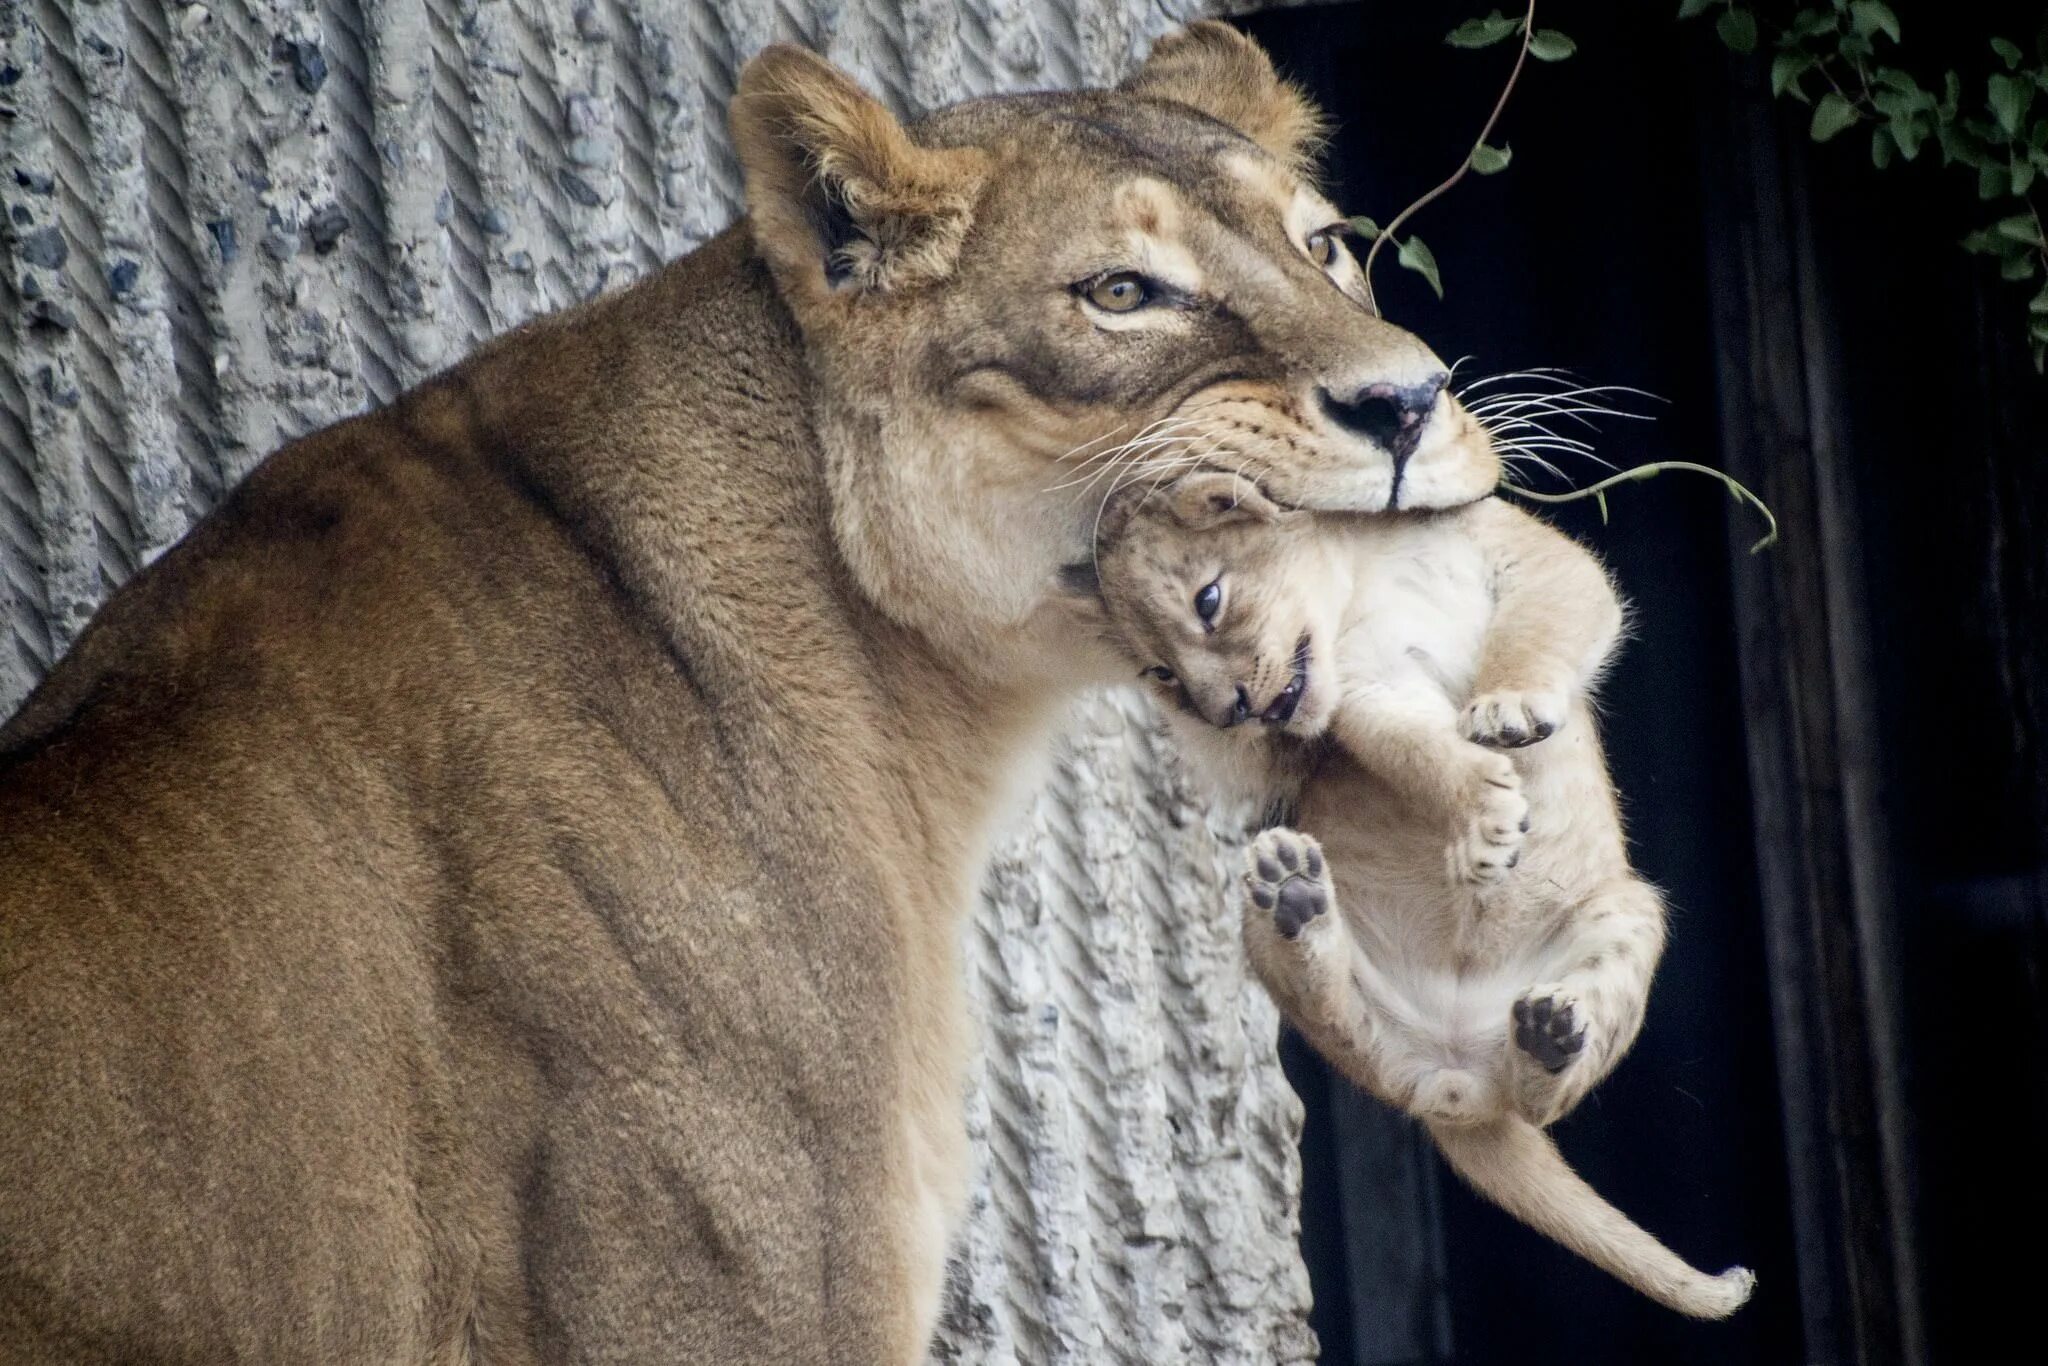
top-left (1509, 876), bottom-right (1668, 1127)
top-left (1242, 829), bottom-right (1495, 1124)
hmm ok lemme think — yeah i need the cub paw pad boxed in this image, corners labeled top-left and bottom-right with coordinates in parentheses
top-left (1246, 830), bottom-right (1331, 939)
top-left (1463, 691), bottom-right (1569, 750)
top-left (1513, 990), bottom-right (1586, 1074)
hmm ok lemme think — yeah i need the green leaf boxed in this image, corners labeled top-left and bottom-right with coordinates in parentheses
top-left (1791, 9), bottom-right (1838, 39)
top-left (1849, 2), bottom-right (1900, 43)
top-left (1981, 162), bottom-right (2012, 198)
top-left (1677, 0), bottom-right (1719, 18)
top-left (2014, 157), bottom-right (2037, 196)
top-left (1939, 120), bottom-right (1997, 170)
top-left (1716, 7), bottom-right (1758, 54)
top-left (2032, 285), bottom-right (2048, 315)
top-left (1961, 228), bottom-right (2005, 254)
top-left (1940, 70), bottom-right (1963, 121)
top-left (1871, 124), bottom-right (1896, 169)
top-left (1446, 12), bottom-right (1523, 48)
top-left (1890, 113), bottom-right (1928, 160)
top-left (1470, 142), bottom-right (1512, 174)
top-left (1346, 215), bottom-right (1381, 241)
top-left (1396, 234), bottom-right (1444, 299)
top-left (2030, 337), bottom-right (2043, 374)
top-left (1772, 51), bottom-right (1814, 99)
top-left (1811, 92), bottom-right (1860, 142)
top-left (2001, 252), bottom-right (2037, 281)
top-left (1992, 37), bottom-right (2023, 71)
top-left (1527, 30), bottom-right (1577, 62)
top-left (1995, 213), bottom-right (2043, 245)
top-left (1989, 74), bottom-right (2034, 136)
top-left (1871, 87), bottom-right (1930, 123)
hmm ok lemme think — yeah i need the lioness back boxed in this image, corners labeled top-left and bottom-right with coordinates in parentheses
top-left (0, 232), bottom-right (918, 1362)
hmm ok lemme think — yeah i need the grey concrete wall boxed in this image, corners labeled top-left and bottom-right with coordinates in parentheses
top-left (0, 2), bottom-right (1317, 1359)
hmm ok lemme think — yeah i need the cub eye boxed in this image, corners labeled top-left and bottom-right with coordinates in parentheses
top-left (1085, 272), bottom-right (1151, 312)
top-left (1307, 230), bottom-right (1339, 269)
top-left (1194, 579), bottom-right (1222, 624)
top-left (1142, 665), bottom-right (1178, 685)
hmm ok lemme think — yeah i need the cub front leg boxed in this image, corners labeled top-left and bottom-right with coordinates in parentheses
top-left (1508, 876), bottom-right (1669, 1126)
top-left (1330, 702), bottom-right (1529, 887)
top-left (1464, 504), bottom-right (1627, 749)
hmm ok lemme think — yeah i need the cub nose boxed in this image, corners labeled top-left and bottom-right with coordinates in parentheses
top-left (1318, 372), bottom-right (1449, 458)
top-left (1216, 684), bottom-right (1254, 729)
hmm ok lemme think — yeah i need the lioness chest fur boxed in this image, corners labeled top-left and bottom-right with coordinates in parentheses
top-left (0, 24), bottom-right (1505, 1366)
top-left (1095, 474), bottom-right (1755, 1319)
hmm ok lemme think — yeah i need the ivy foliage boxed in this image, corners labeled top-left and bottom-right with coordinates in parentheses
top-left (1682, 1), bottom-right (2048, 371)
top-left (1355, 7), bottom-right (1572, 304)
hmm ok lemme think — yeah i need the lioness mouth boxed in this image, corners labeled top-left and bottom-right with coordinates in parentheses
top-left (1263, 633), bottom-right (1312, 725)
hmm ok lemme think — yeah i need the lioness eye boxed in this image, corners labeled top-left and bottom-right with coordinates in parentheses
top-left (1307, 230), bottom-right (1338, 268)
top-left (1142, 665), bottom-right (1178, 685)
top-left (1194, 579), bottom-right (1222, 623)
top-left (1086, 272), bottom-right (1151, 312)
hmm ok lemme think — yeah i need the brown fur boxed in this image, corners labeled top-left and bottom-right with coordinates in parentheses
top-left (0, 27), bottom-right (1489, 1364)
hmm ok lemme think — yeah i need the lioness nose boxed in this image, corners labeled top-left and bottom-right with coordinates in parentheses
top-left (1318, 372), bottom-right (1449, 457)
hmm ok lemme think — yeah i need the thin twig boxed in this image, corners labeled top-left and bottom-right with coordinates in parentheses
top-left (1361, 0), bottom-right (1536, 314)
top-left (1498, 460), bottom-right (1780, 553)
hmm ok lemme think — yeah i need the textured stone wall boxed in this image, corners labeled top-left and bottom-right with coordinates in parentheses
top-left (0, 2), bottom-right (1317, 1359)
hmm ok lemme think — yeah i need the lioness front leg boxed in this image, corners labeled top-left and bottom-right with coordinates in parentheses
top-left (1509, 876), bottom-right (1669, 1126)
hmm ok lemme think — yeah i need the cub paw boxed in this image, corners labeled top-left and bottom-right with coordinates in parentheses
top-left (1246, 829), bottom-right (1332, 940)
top-left (1462, 690), bottom-right (1569, 750)
top-left (1513, 986), bottom-right (1587, 1075)
top-left (1447, 751), bottom-right (1529, 887)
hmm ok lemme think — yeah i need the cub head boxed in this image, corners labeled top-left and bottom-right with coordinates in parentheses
top-left (730, 23), bottom-right (1497, 678)
top-left (1095, 471), bottom-right (1343, 743)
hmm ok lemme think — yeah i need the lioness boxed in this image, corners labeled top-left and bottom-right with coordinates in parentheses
top-left (1091, 471), bottom-right (1756, 1319)
top-left (0, 24), bottom-right (1498, 1366)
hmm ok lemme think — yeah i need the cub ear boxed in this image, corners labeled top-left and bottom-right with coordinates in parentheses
top-left (731, 45), bottom-right (986, 308)
top-left (1169, 470), bottom-right (1285, 530)
top-left (1120, 22), bottom-right (1326, 175)
top-left (1094, 484), bottom-right (1152, 547)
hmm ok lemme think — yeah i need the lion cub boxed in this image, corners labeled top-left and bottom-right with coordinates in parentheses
top-left (1094, 471), bottom-right (1754, 1319)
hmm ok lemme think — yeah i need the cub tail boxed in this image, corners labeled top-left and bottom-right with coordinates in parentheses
top-left (1426, 1114), bottom-right (1755, 1319)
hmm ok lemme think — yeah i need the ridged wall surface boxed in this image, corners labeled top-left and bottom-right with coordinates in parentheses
top-left (0, 2), bottom-right (1316, 1359)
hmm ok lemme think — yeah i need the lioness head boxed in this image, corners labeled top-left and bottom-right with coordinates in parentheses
top-left (1095, 470), bottom-right (1343, 742)
top-left (730, 23), bottom-right (1496, 677)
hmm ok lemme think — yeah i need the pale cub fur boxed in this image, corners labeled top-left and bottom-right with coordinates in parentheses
top-left (1094, 471), bottom-right (1754, 1319)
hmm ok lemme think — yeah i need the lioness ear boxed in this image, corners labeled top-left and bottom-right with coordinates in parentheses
top-left (1121, 22), bottom-right (1326, 175)
top-left (731, 45), bottom-right (985, 306)
top-left (1169, 470), bottom-right (1284, 530)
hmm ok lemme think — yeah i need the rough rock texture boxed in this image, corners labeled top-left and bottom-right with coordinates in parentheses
top-left (0, 3), bottom-right (1317, 1360)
